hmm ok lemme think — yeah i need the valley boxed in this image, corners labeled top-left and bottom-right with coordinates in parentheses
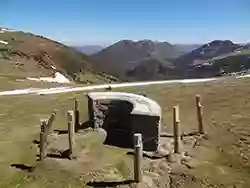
top-left (91, 39), bottom-right (250, 81)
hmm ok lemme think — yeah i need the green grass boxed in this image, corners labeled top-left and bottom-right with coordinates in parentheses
top-left (0, 58), bottom-right (112, 91)
top-left (115, 78), bottom-right (250, 187)
top-left (0, 59), bottom-right (70, 90)
top-left (1, 76), bottom-right (250, 187)
top-left (0, 91), bottom-right (133, 188)
top-left (214, 49), bottom-right (250, 60)
top-left (0, 31), bottom-right (32, 44)
top-left (0, 30), bottom-right (115, 85)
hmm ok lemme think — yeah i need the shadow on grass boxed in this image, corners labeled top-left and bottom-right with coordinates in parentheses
top-left (32, 139), bottom-right (40, 145)
top-left (181, 131), bottom-right (200, 137)
top-left (46, 149), bottom-right (73, 160)
top-left (10, 164), bottom-right (35, 172)
top-left (53, 129), bottom-right (68, 135)
top-left (35, 149), bottom-right (73, 161)
top-left (160, 132), bottom-right (173, 138)
top-left (47, 153), bottom-right (68, 159)
top-left (77, 120), bottom-right (92, 131)
top-left (127, 151), bottom-right (168, 160)
top-left (54, 121), bottom-right (91, 135)
top-left (87, 179), bottom-right (134, 187)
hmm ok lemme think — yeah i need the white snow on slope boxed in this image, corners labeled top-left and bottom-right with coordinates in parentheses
top-left (0, 87), bottom-right (71, 96)
top-left (236, 74), bottom-right (250, 79)
top-left (0, 28), bottom-right (16, 32)
top-left (27, 72), bottom-right (70, 84)
top-left (0, 40), bottom-right (8, 45)
top-left (51, 65), bottom-right (56, 70)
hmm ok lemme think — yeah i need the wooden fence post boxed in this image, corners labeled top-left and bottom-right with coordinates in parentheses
top-left (39, 119), bottom-right (47, 161)
top-left (45, 111), bottom-right (56, 137)
top-left (173, 105), bottom-right (180, 154)
top-left (196, 95), bottom-right (204, 134)
top-left (67, 111), bottom-right (75, 159)
top-left (74, 99), bottom-right (80, 132)
top-left (133, 133), bottom-right (143, 183)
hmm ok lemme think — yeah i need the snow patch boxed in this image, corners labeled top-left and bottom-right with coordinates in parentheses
top-left (179, 78), bottom-right (216, 83)
top-left (0, 28), bottom-right (16, 32)
top-left (0, 88), bottom-right (38, 95)
top-left (0, 87), bottom-right (71, 96)
top-left (27, 72), bottom-right (70, 84)
top-left (236, 74), bottom-right (250, 79)
top-left (0, 40), bottom-right (8, 45)
top-left (51, 65), bottom-right (56, 70)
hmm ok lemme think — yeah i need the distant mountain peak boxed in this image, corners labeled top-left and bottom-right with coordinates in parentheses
top-left (116, 40), bottom-right (134, 45)
top-left (207, 40), bottom-right (234, 47)
top-left (175, 40), bottom-right (240, 68)
top-left (91, 39), bottom-right (181, 80)
top-left (137, 39), bottom-right (154, 44)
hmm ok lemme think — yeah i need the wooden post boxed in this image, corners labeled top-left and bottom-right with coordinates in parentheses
top-left (74, 99), bottom-right (80, 132)
top-left (88, 96), bottom-right (94, 129)
top-left (196, 95), bottom-right (204, 134)
top-left (173, 105), bottom-right (180, 154)
top-left (45, 111), bottom-right (56, 136)
top-left (67, 111), bottom-right (75, 159)
top-left (133, 133), bottom-right (143, 183)
top-left (39, 119), bottom-right (47, 161)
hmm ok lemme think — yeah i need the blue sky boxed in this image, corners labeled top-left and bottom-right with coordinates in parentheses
top-left (1, 0), bottom-right (249, 45)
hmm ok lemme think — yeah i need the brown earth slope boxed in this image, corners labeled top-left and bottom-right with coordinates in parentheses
top-left (0, 29), bottom-right (117, 84)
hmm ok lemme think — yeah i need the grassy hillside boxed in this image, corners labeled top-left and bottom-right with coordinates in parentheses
top-left (0, 30), bottom-right (117, 84)
top-left (91, 39), bottom-right (250, 81)
top-left (126, 48), bottom-right (250, 81)
top-left (187, 49), bottom-right (250, 78)
top-left (172, 42), bottom-right (250, 79)
top-left (212, 52), bottom-right (250, 73)
top-left (175, 40), bottom-right (240, 68)
top-left (126, 57), bottom-right (180, 81)
top-left (1, 77), bottom-right (250, 187)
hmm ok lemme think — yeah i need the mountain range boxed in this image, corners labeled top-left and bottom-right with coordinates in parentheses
top-left (91, 40), bottom-right (184, 79)
top-left (1, 28), bottom-right (250, 83)
top-left (91, 39), bottom-right (250, 80)
top-left (73, 43), bottom-right (201, 56)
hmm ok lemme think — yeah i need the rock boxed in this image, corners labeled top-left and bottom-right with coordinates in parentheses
top-left (183, 158), bottom-right (200, 169)
top-left (167, 153), bottom-right (182, 164)
top-left (157, 149), bottom-right (171, 156)
top-left (181, 154), bottom-right (191, 164)
top-left (182, 137), bottom-right (196, 146)
top-left (143, 175), bottom-right (155, 188)
top-left (157, 161), bottom-right (171, 175)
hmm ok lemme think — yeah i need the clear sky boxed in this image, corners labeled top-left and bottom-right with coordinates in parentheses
top-left (1, 0), bottom-right (250, 46)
